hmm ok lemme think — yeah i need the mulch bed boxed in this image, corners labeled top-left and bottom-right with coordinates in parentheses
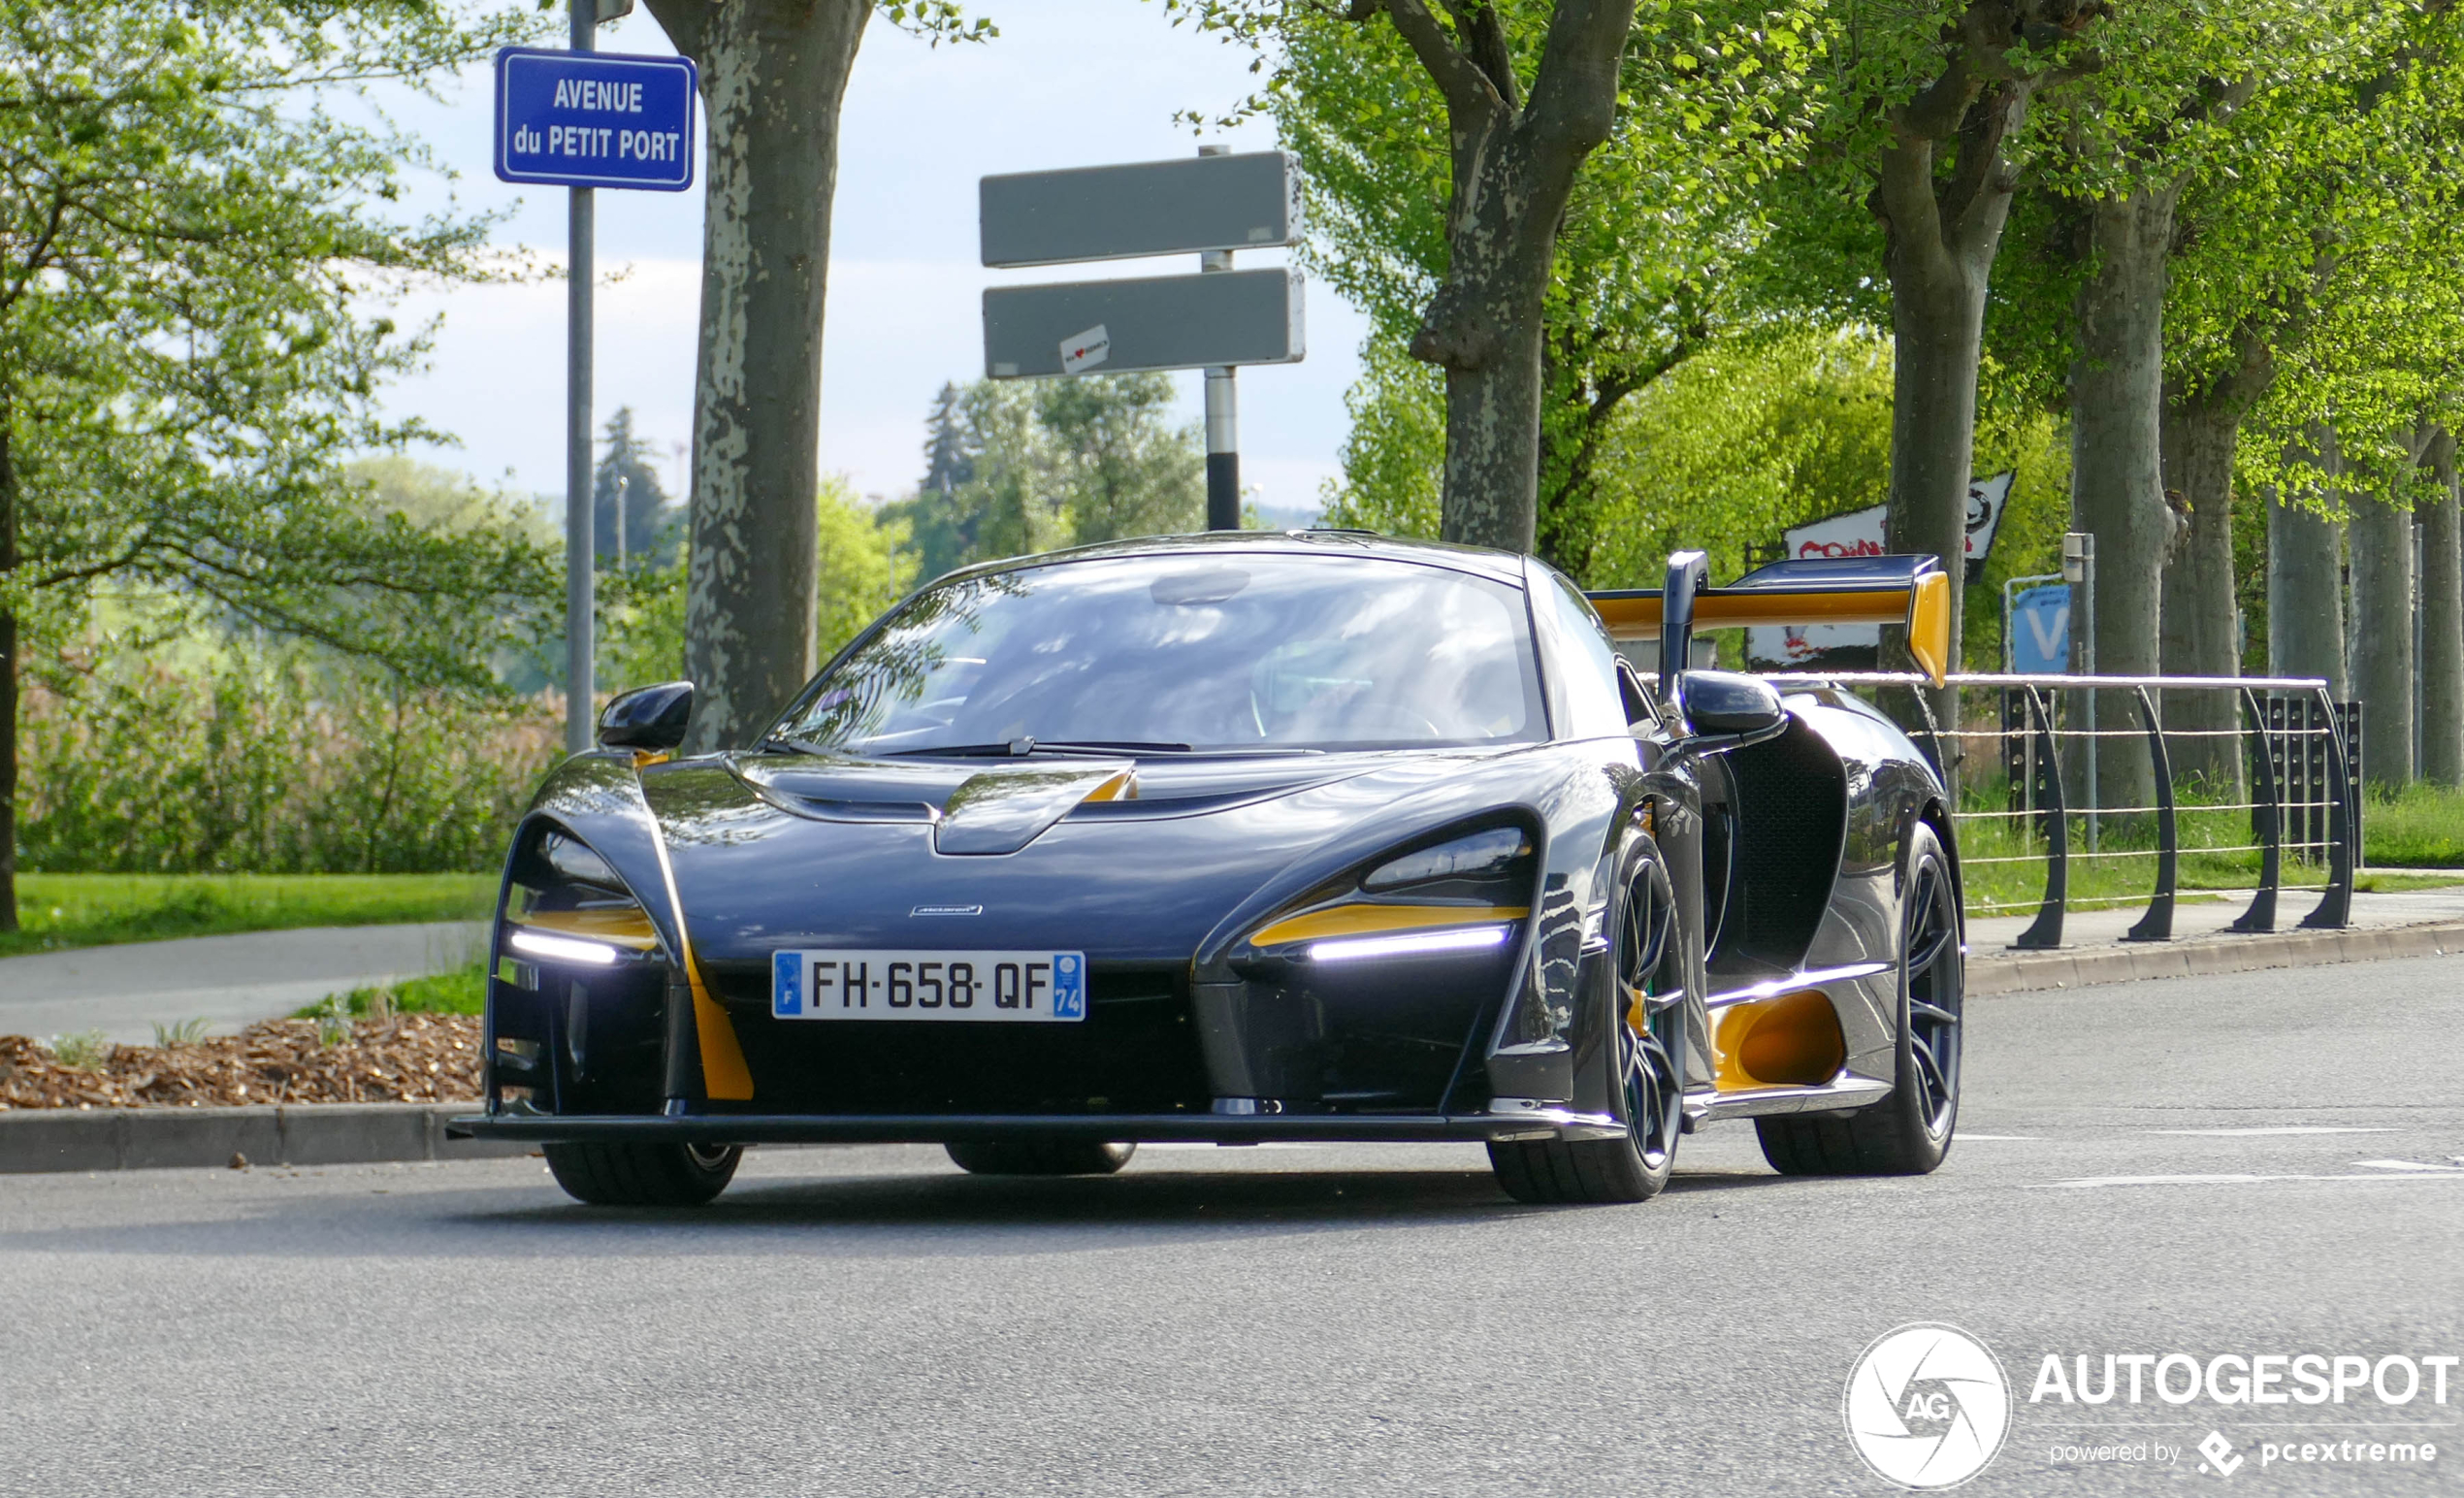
top-left (0, 1014), bottom-right (483, 1110)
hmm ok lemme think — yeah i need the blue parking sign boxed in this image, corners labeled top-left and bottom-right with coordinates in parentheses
top-left (494, 48), bottom-right (697, 192)
top-left (2011, 584), bottom-right (2072, 674)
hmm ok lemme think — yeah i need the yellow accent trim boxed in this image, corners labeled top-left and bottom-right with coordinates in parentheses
top-left (638, 799), bottom-right (755, 1102)
top-left (1590, 583), bottom-right (1944, 667)
top-left (1248, 902), bottom-right (1528, 948)
top-left (1906, 569), bottom-right (1952, 686)
top-left (1079, 767), bottom-right (1137, 803)
top-left (517, 905), bottom-right (661, 950)
top-left (1709, 989), bottom-right (1848, 1091)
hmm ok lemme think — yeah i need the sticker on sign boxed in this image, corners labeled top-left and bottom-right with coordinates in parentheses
top-left (1059, 324), bottom-right (1112, 375)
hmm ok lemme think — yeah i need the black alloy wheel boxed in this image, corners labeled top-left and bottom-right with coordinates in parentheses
top-left (1489, 840), bottom-right (1684, 1205)
top-left (945, 1139), bottom-right (1136, 1176)
top-left (1757, 820), bottom-right (1961, 1175)
top-left (543, 1140), bottom-right (743, 1206)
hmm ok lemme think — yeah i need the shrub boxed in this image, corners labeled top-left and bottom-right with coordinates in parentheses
top-left (20, 651), bottom-right (560, 874)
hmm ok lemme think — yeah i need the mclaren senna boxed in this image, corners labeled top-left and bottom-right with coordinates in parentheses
top-left (457, 532), bottom-right (1965, 1207)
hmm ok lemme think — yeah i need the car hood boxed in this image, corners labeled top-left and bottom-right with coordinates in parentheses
top-left (638, 746), bottom-right (1549, 973)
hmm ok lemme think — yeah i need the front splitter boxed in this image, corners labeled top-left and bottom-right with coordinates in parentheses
top-left (448, 1110), bottom-right (1619, 1147)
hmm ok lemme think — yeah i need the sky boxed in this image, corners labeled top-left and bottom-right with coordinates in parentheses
top-left (376, 1), bottom-right (1368, 516)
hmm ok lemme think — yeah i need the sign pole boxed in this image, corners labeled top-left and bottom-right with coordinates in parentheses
top-left (1198, 145), bottom-right (1239, 532)
top-left (563, 1), bottom-right (600, 754)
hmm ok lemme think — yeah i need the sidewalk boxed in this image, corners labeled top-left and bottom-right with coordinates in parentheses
top-left (0, 922), bottom-right (488, 1045)
top-left (1966, 886), bottom-right (2464, 994)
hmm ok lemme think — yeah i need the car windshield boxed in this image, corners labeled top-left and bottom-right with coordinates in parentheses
top-left (773, 552), bottom-right (1547, 756)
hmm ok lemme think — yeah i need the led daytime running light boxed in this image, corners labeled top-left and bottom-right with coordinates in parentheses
top-left (508, 928), bottom-right (622, 966)
top-left (1307, 924), bottom-right (1513, 962)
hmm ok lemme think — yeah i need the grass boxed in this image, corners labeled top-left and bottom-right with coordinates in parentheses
top-left (2, 872), bottom-right (497, 961)
top-left (2363, 783), bottom-right (2464, 868)
top-left (303, 961), bottom-right (488, 1020)
top-left (1956, 780), bottom-right (2464, 920)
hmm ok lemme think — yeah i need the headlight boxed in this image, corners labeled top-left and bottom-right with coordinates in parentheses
top-left (503, 829), bottom-right (661, 964)
top-left (1363, 828), bottom-right (1530, 891)
top-left (1246, 826), bottom-right (1536, 961)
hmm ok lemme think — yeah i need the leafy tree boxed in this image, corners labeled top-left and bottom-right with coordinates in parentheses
top-left (1252, 2), bottom-right (1814, 575)
top-left (592, 407), bottom-right (680, 569)
top-left (601, 475), bottom-right (909, 693)
top-left (1169, 0), bottom-right (1825, 553)
top-left (0, 0), bottom-right (552, 928)
top-left (638, 0), bottom-right (990, 752)
top-left (880, 374), bottom-right (1205, 579)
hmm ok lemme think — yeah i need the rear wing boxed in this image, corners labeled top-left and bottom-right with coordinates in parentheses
top-left (1586, 554), bottom-right (1953, 689)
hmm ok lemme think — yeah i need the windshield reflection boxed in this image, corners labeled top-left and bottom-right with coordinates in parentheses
top-left (772, 553), bottom-right (1546, 756)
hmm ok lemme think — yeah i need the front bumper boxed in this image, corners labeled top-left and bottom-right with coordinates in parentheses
top-left (446, 1107), bottom-right (1623, 1147)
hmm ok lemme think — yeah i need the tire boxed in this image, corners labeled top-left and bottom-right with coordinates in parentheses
top-left (1756, 820), bottom-right (1961, 1176)
top-left (1489, 839), bottom-right (1684, 1205)
top-left (543, 1140), bottom-right (742, 1206)
top-left (945, 1139), bottom-right (1136, 1176)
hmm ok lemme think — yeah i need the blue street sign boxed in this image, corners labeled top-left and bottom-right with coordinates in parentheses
top-left (493, 47), bottom-right (697, 192)
top-left (2012, 583), bottom-right (2072, 674)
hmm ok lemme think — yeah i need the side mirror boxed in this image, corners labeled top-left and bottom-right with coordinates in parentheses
top-left (1675, 670), bottom-right (1787, 746)
top-left (599, 680), bottom-right (694, 751)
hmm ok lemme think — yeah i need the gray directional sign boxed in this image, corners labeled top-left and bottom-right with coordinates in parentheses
top-left (983, 268), bottom-right (1305, 379)
top-left (980, 152), bottom-right (1300, 269)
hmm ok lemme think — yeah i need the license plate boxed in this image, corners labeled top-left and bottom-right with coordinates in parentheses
top-left (770, 950), bottom-right (1087, 1022)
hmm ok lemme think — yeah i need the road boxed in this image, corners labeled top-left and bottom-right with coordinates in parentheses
top-left (0, 921), bottom-right (487, 1045)
top-left (3, 954), bottom-right (2460, 1496)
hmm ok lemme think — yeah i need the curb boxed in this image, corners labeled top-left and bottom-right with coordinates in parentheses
top-left (1968, 921), bottom-right (2464, 995)
top-left (0, 1102), bottom-right (529, 1176)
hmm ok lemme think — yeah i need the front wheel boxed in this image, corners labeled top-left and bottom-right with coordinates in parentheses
top-left (1490, 842), bottom-right (1685, 1205)
top-left (543, 1140), bottom-right (742, 1206)
top-left (945, 1139), bottom-right (1135, 1176)
top-left (1756, 820), bottom-right (1961, 1176)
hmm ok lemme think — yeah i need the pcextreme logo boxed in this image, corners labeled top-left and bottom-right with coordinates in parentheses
top-left (1844, 1323), bottom-right (2015, 1489)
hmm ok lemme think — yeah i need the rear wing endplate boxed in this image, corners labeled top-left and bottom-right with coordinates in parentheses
top-left (1586, 554), bottom-right (1952, 687)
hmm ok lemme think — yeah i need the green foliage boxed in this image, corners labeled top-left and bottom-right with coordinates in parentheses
top-left (2363, 783), bottom-right (2464, 869)
top-left (5, 872), bottom-right (496, 958)
top-left (1183, 0), bottom-right (1822, 569)
top-left (42, 1030), bottom-right (109, 1070)
top-left (602, 474), bottom-right (909, 691)
top-left (0, 0), bottom-right (557, 696)
top-left (151, 1018), bottom-right (211, 1047)
top-left (308, 961), bottom-right (488, 1020)
top-left (18, 649), bottom-right (559, 874)
top-left (881, 374), bottom-right (1204, 579)
top-left (593, 407), bottom-right (681, 569)
top-left (1320, 340), bottom-right (1443, 539)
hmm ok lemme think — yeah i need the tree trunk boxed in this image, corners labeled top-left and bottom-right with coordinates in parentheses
top-left (2268, 428), bottom-right (2347, 695)
top-left (1379, 0), bottom-right (1638, 554)
top-left (2422, 429), bottom-right (2463, 785)
top-left (645, 0), bottom-right (864, 750)
top-left (2069, 186), bottom-right (2180, 819)
top-left (2350, 475), bottom-right (2415, 790)
top-left (2158, 327), bottom-right (2271, 794)
top-left (1865, 4), bottom-right (2097, 734)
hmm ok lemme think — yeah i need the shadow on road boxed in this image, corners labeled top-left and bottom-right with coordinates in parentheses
top-left (0, 1159), bottom-right (1781, 1261)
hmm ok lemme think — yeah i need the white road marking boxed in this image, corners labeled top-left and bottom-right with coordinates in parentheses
top-left (2142, 1126), bottom-right (2397, 1136)
top-left (2038, 1172), bottom-right (2464, 1189)
top-left (1956, 1134), bottom-right (2043, 1141)
top-left (2351, 1158), bottom-right (2464, 1172)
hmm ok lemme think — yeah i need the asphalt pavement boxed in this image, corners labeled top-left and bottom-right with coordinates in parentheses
top-left (0, 921), bottom-right (488, 1045)
top-left (3, 955), bottom-right (2461, 1496)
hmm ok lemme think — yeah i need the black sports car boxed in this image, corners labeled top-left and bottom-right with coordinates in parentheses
top-left (459, 532), bottom-right (1965, 1207)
